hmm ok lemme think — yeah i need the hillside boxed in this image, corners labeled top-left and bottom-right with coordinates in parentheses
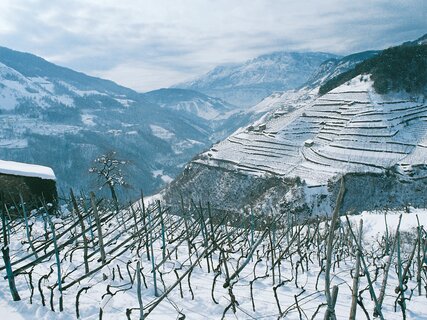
top-left (174, 52), bottom-right (339, 107)
top-left (303, 50), bottom-right (379, 89)
top-left (142, 88), bottom-right (236, 121)
top-left (163, 73), bottom-right (427, 215)
top-left (319, 44), bottom-right (427, 95)
top-left (0, 47), bottom-right (244, 195)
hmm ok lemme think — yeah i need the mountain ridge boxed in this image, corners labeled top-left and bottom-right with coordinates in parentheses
top-left (174, 51), bottom-right (340, 107)
top-left (0, 46), bottom-right (245, 196)
top-left (0, 46), bottom-right (140, 98)
top-left (163, 38), bottom-right (427, 216)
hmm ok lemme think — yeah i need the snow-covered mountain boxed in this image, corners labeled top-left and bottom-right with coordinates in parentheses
top-left (174, 52), bottom-right (339, 107)
top-left (302, 50), bottom-right (379, 89)
top-left (163, 41), bottom-right (427, 215)
top-left (0, 46), bottom-right (246, 195)
top-left (142, 88), bottom-right (235, 121)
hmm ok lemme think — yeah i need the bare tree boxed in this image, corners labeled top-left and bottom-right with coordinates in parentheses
top-left (89, 151), bottom-right (129, 209)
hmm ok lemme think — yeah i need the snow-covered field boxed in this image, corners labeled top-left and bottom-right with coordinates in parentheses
top-left (0, 198), bottom-right (426, 319)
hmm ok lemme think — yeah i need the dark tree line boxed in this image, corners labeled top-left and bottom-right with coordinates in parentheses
top-left (319, 44), bottom-right (427, 95)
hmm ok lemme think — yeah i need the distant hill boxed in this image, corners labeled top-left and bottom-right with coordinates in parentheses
top-left (174, 52), bottom-right (339, 107)
top-left (142, 88), bottom-right (235, 121)
top-left (319, 37), bottom-right (427, 95)
top-left (303, 50), bottom-right (379, 89)
top-left (0, 47), bottom-right (245, 196)
top-left (163, 35), bottom-right (427, 216)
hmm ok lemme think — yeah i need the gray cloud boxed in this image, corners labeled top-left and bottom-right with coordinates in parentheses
top-left (0, 0), bottom-right (425, 91)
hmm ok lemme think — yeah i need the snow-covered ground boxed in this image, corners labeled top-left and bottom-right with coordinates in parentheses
top-left (0, 201), bottom-right (425, 319)
top-left (198, 75), bottom-right (427, 187)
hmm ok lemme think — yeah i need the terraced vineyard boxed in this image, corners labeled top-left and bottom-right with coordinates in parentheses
top-left (198, 75), bottom-right (427, 187)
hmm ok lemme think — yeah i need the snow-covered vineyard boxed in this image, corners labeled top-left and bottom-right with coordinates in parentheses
top-left (0, 194), bottom-right (426, 319)
top-left (0, 4), bottom-right (426, 319)
top-left (200, 76), bottom-right (427, 186)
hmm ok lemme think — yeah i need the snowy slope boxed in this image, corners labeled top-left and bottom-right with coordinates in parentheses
top-left (174, 52), bottom-right (339, 107)
top-left (162, 74), bottom-right (427, 215)
top-left (196, 75), bottom-right (427, 185)
top-left (0, 47), bottom-right (247, 195)
top-left (0, 201), bottom-right (425, 319)
top-left (302, 51), bottom-right (379, 90)
top-left (142, 88), bottom-right (237, 121)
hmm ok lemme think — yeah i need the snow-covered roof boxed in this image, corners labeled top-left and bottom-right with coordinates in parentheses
top-left (0, 160), bottom-right (56, 180)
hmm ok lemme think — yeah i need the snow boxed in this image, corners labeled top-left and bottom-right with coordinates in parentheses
top-left (187, 139), bottom-right (203, 146)
top-left (162, 100), bottom-right (222, 120)
top-left (150, 124), bottom-right (175, 140)
top-left (0, 63), bottom-right (53, 111)
top-left (107, 129), bottom-right (122, 136)
top-left (0, 291), bottom-right (65, 320)
top-left (246, 89), bottom-right (315, 115)
top-left (0, 89), bottom-right (18, 110)
top-left (0, 159), bottom-right (56, 180)
top-left (0, 139), bottom-right (28, 149)
top-left (30, 124), bottom-right (81, 136)
top-left (29, 77), bottom-right (55, 94)
top-left (81, 114), bottom-right (96, 126)
top-left (115, 98), bottom-right (134, 107)
top-left (197, 75), bottom-right (427, 187)
top-left (0, 298), bottom-right (25, 320)
top-left (54, 95), bottom-right (74, 107)
top-left (152, 169), bottom-right (174, 184)
top-left (176, 52), bottom-right (338, 107)
top-left (171, 139), bottom-right (206, 154)
top-left (0, 206), bottom-right (425, 319)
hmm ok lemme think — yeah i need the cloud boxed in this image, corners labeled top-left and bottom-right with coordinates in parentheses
top-left (0, 0), bottom-right (425, 91)
top-left (92, 61), bottom-right (195, 92)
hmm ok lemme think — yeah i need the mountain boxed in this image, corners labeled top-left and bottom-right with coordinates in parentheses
top-left (142, 88), bottom-right (235, 121)
top-left (305, 33), bottom-right (427, 92)
top-left (303, 50), bottom-right (379, 89)
top-left (174, 52), bottom-right (339, 107)
top-left (319, 44), bottom-right (427, 95)
top-left (401, 33), bottom-right (427, 46)
top-left (163, 40), bottom-right (427, 216)
top-left (0, 47), bottom-right (244, 196)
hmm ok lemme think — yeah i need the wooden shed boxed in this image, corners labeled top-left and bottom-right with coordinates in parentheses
top-left (0, 160), bottom-right (57, 213)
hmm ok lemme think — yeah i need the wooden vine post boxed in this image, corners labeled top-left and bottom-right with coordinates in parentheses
top-left (147, 206), bottom-right (159, 297)
top-left (70, 189), bottom-right (89, 274)
top-left (45, 213), bottom-right (63, 312)
top-left (90, 192), bottom-right (106, 264)
top-left (136, 261), bottom-right (144, 320)
top-left (1, 197), bottom-right (21, 301)
top-left (324, 178), bottom-right (345, 320)
top-left (349, 219), bottom-right (363, 320)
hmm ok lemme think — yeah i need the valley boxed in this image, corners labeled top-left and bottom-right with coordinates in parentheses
top-left (0, 9), bottom-right (426, 318)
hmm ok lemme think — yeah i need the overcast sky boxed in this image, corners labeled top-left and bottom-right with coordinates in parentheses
top-left (0, 0), bottom-right (425, 92)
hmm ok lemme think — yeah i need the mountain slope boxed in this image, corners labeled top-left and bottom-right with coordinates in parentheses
top-left (0, 46), bottom-right (138, 98)
top-left (142, 88), bottom-right (236, 121)
top-left (163, 42), bottom-right (427, 215)
top-left (303, 50), bottom-right (379, 89)
top-left (319, 44), bottom-right (427, 95)
top-left (174, 52), bottom-right (339, 107)
top-left (0, 47), bottom-right (245, 196)
top-left (306, 34), bottom-right (427, 92)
